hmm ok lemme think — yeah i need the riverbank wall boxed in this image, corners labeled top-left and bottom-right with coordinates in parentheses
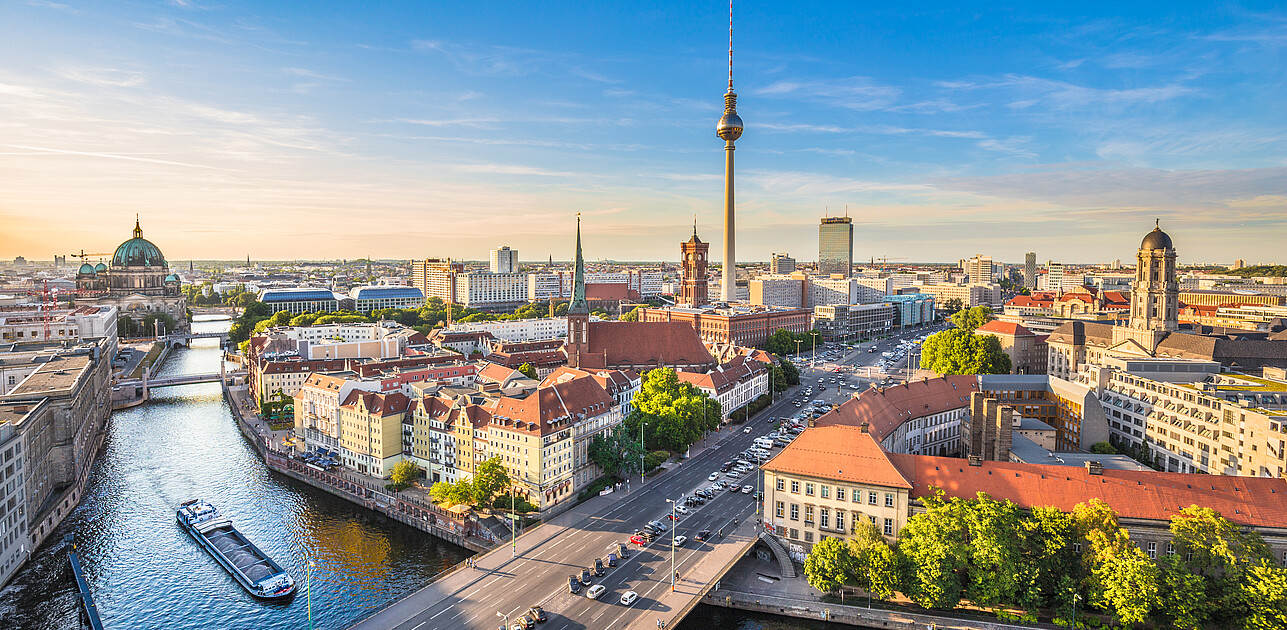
top-left (221, 380), bottom-right (496, 553)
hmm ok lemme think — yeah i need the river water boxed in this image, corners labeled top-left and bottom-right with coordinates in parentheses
top-left (0, 316), bottom-right (469, 630)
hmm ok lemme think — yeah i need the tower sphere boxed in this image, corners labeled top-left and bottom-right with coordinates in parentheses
top-left (717, 111), bottom-right (743, 141)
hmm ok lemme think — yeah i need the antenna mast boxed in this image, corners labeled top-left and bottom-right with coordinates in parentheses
top-left (728, 0), bottom-right (734, 90)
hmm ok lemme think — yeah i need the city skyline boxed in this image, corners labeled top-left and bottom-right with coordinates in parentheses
top-left (2, 2), bottom-right (1285, 264)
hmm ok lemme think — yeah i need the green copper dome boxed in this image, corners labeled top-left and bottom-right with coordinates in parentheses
top-left (94, 262), bottom-right (107, 273)
top-left (78, 263), bottom-right (96, 276)
top-left (112, 218), bottom-right (167, 267)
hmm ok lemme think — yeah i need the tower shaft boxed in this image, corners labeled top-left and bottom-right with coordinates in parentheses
top-left (721, 140), bottom-right (736, 302)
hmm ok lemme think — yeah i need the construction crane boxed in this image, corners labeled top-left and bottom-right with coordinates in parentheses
top-left (871, 256), bottom-right (909, 272)
top-left (70, 250), bottom-right (112, 260)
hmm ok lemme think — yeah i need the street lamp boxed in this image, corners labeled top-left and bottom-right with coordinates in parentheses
top-left (510, 485), bottom-right (517, 558)
top-left (755, 451), bottom-right (763, 516)
top-left (666, 498), bottom-right (677, 592)
top-left (497, 610), bottom-right (509, 630)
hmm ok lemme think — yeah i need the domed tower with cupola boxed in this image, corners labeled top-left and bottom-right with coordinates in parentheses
top-left (73, 216), bottom-right (187, 326)
top-left (1111, 221), bottom-right (1179, 352)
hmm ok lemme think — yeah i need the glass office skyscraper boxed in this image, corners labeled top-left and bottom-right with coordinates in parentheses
top-left (818, 216), bottom-right (853, 277)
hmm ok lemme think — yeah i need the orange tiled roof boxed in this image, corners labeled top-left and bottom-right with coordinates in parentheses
top-left (816, 375), bottom-right (978, 441)
top-left (762, 425), bottom-right (912, 489)
top-left (975, 320), bottom-right (1034, 336)
top-left (887, 454), bottom-right (1287, 529)
top-left (575, 321), bottom-right (714, 369)
top-left (486, 374), bottom-right (616, 436)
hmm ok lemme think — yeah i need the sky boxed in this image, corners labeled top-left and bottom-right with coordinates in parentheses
top-left (1, 1), bottom-right (1284, 266)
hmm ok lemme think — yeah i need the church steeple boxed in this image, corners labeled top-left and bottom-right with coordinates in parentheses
top-left (133, 214), bottom-right (143, 239)
top-left (569, 215), bottom-right (588, 314)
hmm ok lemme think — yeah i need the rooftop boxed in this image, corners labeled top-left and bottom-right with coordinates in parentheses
top-left (5, 353), bottom-right (92, 396)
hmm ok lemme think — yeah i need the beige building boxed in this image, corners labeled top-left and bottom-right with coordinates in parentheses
top-left (337, 391), bottom-right (410, 476)
top-left (912, 282), bottom-right (1001, 308)
top-left (973, 320), bottom-right (1047, 375)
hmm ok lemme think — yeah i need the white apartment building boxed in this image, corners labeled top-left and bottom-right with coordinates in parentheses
top-left (749, 275), bottom-right (804, 308)
top-left (912, 282), bottom-right (1002, 308)
top-left (526, 270), bottom-right (664, 302)
top-left (963, 255), bottom-right (994, 284)
top-left (451, 317), bottom-right (584, 343)
top-left (0, 306), bottom-right (117, 347)
top-left (490, 246), bottom-right (518, 274)
top-left (675, 356), bottom-right (769, 421)
top-left (455, 272), bottom-right (527, 308)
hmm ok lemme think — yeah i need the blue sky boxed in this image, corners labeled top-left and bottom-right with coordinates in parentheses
top-left (1, 1), bottom-right (1284, 265)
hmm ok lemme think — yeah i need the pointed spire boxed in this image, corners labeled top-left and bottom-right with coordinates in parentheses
top-left (693, 215), bottom-right (699, 238)
top-left (133, 214), bottom-right (143, 239)
top-left (570, 214), bottom-right (588, 314)
top-left (727, 0), bottom-right (734, 92)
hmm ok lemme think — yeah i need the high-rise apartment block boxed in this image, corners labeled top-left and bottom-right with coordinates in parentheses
top-left (1023, 252), bottom-right (1037, 289)
top-left (770, 253), bottom-right (796, 274)
top-left (490, 246), bottom-right (518, 274)
top-left (818, 216), bottom-right (854, 277)
top-left (963, 255), bottom-right (993, 284)
top-left (410, 259), bottom-right (464, 304)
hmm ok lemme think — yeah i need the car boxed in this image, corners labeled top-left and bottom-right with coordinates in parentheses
top-left (594, 558), bottom-right (605, 576)
top-left (743, 426), bottom-right (752, 433)
top-left (617, 542), bottom-right (630, 558)
top-left (666, 514), bottom-right (680, 521)
top-left (708, 472), bottom-right (719, 481)
top-left (742, 485), bottom-right (754, 494)
top-left (634, 529), bottom-right (655, 541)
top-left (648, 520), bottom-right (669, 532)
top-left (694, 529), bottom-right (712, 543)
top-left (729, 483), bottom-right (741, 493)
top-left (629, 534), bottom-right (648, 545)
top-left (606, 552), bottom-right (617, 567)
top-left (620, 590), bottom-right (639, 606)
top-left (674, 505), bottom-right (689, 515)
top-left (673, 535), bottom-right (688, 547)
top-left (569, 575), bottom-right (581, 593)
top-left (516, 616), bottom-right (536, 630)
top-left (586, 584), bottom-right (606, 600)
top-left (528, 605), bottom-right (547, 623)
top-left (580, 569), bottom-right (593, 585)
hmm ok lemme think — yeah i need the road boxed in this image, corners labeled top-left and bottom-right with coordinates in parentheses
top-left (357, 324), bottom-right (948, 630)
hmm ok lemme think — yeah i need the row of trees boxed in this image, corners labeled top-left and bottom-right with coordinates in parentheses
top-left (427, 456), bottom-right (512, 509)
top-left (181, 283), bottom-right (255, 307)
top-left (118, 312), bottom-right (177, 338)
top-left (764, 328), bottom-right (821, 357)
top-left (803, 492), bottom-right (1287, 628)
top-left (621, 368), bottom-right (722, 453)
top-left (919, 306), bottom-right (1011, 375)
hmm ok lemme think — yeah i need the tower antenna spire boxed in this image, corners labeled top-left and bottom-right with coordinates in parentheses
top-left (728, 0), bottom-right (734, 91)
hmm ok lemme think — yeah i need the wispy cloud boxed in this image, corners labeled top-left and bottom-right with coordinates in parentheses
top-left (756, 76), bottom-right (902, 111)
top-left (5, 144), bottom-right (237, 171)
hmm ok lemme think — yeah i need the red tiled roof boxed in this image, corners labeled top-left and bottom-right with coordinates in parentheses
top-left (816, 375), bottom-right (978, 441)
top-left (975, 320), bottom-right (1034, 336)
top-left (584, 282), bottom-right (629, 300)
top-left (487, 374), bottom-right (615, 436)
top-left (762, 425), bottom-right (912, 489)
top-left (887, 454), bottom-right (1287, 529)
top-left (1007, 295), bottom-right (1054, 308)
top-left (575, 321), bottom-right (714, 369)
top-left (339, 390), bottom-right (410, 416)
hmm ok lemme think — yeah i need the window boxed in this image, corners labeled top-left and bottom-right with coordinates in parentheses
top-left (791, 481), bottom-right (800, 494)
top-left (789, 528), bottom-right (799, 540)
top-left (868, 491), bottom-right (878, 505)
top-left (835, 488), bottom-right (845, 501)
top-left (1166, 542), bottom-right (1175, 556)
top-left (1147, 542), bottom-right (1157, 559)
top-left (776, 478), bottom-right (784, 491)
top-left (805, 483), bottom-right (815, 497)
top-left (776, 501), bottom-right (784, 518)
top-left (869, 515), bottom-right (877, 524)
top-left (820, 486), bottom-right (830, 499)
top-left (835, 512), bottom-right (844, 532)
top-left (885, 493), bottom-right (894, 507)
top-left (883, 518), bottom-right (893, 536)
top-left (790, 504), bottom-right (799, 520)
top-left (820, 509), bottom-right (829, 529)
top-left (804, 506), bottom-right (814, 525)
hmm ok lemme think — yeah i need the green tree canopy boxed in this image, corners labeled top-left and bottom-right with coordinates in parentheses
top-left (516, 362), bottom-right (538, 379)
top-left (940, 297), bottom-right (964, 314)
top-left (388, 460), bottom-right (422, 490)
top-left (429, 478), bottom-right (474, 507)
top-left (625, 368), bottom-right (721, 452)
top-left (587, 425), bottom-right (645, 480)
top-left (471, 456), bottom-right (511, 505)
top-left (950, 305), bottom-right (994, 332)
top-left (920, 328), bottom-right (1011, 375)
top-left (803, 536), bottom-right (856, 594)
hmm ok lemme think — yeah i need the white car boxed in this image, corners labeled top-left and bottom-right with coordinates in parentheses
top-left (708, 472), bottom-right (719, 481)
top-left (673, 535), bottom-right (688, 547)
top-left (674, 505), bottom-right (689, 515)
top-left (587, 584), bottom-right (606, 599)
top-left (743, 426), bottom-right (752, 434)
top-left (742, 485), bottom-right (754, 493)
top-left (620, 590), bottom-right (639, 606)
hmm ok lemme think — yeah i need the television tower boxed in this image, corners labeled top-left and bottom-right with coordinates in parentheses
top-left (717, 0), bottom-right (743, 303)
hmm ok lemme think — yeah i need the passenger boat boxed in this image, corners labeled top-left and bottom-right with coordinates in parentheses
top-left (177, 499), bottom-right (296, 600)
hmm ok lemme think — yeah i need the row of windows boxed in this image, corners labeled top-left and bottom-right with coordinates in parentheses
top-left (777, 478), bottom-right (895, 506)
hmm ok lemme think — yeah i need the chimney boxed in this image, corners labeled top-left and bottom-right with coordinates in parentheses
top-left (859, 421), bottom-right (869, 434)
top-left (807, 418), bottom-right (816, 428)
top-left (968, 455), bottom-right (982, 467)
top-left (1085, 461), bottom-right (1104, 476)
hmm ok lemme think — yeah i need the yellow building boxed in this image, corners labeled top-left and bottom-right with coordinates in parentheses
top-left (336, 390), bottom-right (410, 477)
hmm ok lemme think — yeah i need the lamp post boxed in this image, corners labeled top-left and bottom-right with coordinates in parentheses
top-left (1070, 594), bottom-right (1079, 629)
top-left (810, 331), bottom-right (819, 368)
top-left (794, 339), bottom-right (802, 360)
top-left (755, 451), bottom-right (763, 516)
top-left (497, 610), bottom-right (508, 630)
top-left (639, 420), bottom-right (645, 485)
top-left (510, 485), bottom-right (517, 558)
top-left (306, 559), bottom-right (315, 630)
top-left (666, 498), bottom-right (677, 592)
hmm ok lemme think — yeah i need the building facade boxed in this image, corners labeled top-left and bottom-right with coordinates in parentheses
top-left (74, 219), bottom-right (186, 324)
top-left (813, 303), bottom-right (895, 341)
top-left (770, 253), bottom-right (796, 274)
top-left (818, 217), bottom-right (854, 278)
top-left (973, 320), bottom-right (1047, 375)
top-left (490, 246), bottom-right (518, 274)
top-left (349, 286), bottom-right (425, 312)
top-left (258, 288), bottom-right (342, 315)
top-left (680, 229), bottom-right (710, 307)
top-left (637, 305), bottom-right (813, 348)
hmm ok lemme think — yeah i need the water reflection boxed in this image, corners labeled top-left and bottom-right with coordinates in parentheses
top-left (0, 316), bottom-right (468, 629)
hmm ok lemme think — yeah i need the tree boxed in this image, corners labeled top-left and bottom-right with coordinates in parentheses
top-left (471, 456), bottom-right (511, 506)
top-left (950, 306), bottom-right (993, 332)
top-left (961, 493), bottom-right (1026, 607)
top-left (1167, 505), bottom-right (1273, 627)
top-left (516, 362), bottom-right (538, 379)
top-left (388, 460), bottom-right (422, 491)
top-left (1240, 563), bottom-right (1287, 629)
top-left (429, 478), bottom-right (474, 506)
top-left (920, 329), bottom-right (1011, 375)
top-left (775, 355), bottom-right (801, 386)
top-left (587, 425), bottom-right (645, 480)
top-left (620, 306), bottom-right (641, 322)
top-left (941, 297), bottom-right (964, 315)
top-left (1074, 499), bottom-right (1159, 624)
top-left (898, 491), bottom-right (969, 609)
top-left (804, 536), bottom-right (856, 594)
top-left (1158, 555), bottom-right (1208, 630)
top-left (1089, 441), bottom-right (1117, 455)
top-left (765, 328), bottom-right (798, 356)
top-left (626, 368), bottom-right (721, 452)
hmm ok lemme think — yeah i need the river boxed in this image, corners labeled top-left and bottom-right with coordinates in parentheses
top-left (0, 316), bottom-right (470, 630)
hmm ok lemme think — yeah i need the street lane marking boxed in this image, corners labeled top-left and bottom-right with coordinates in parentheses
top-left (428, 608), bottom-right (447, 620)
top-left (413, 621), bottom-right (427, 629)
